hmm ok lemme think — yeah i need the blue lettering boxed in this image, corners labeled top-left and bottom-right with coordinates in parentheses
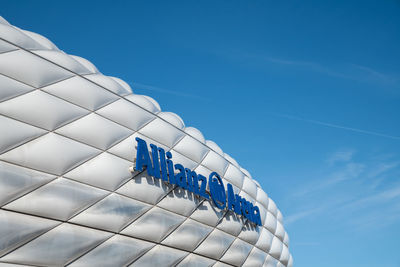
top-left (209, 172), bottom-right (226, 209)
top-left (158, 147), bottom-right (168, 182)
top-left (135, 137), bottom-right (154, 176)
top-left (134, 138), bottom-right (262, 226)
top-left (174, 164), bottom-right (187, 189)
top-left (166, 152), bottom-right (176, 184)
top-left (150, 144), bottom-right (160, 179)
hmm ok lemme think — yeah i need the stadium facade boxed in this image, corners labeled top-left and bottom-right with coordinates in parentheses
top-left (0, 16), bottom-right (292, 267)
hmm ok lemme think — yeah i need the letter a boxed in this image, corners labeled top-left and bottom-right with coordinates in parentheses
top-left (135, 137), bottom-right (154, 176)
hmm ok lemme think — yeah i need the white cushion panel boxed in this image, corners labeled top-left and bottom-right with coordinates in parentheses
top-left (265, 211), bottom-right (278, 235)
top-left (1, 223), bottom-right (112, 266)
top-left (138, 117), bottom-right (185, 147)
top-left (269, 236), bottom-right (283, 260)
top-left (238, 222), bottom-right (261, 245)
top-left (21, 30), bottom-right (58, 51)
top-left (268, 198), bottom-right (278, 217)
top-left (125, 94), bottom-right (161, 113)
top-left (168, 149), bottom-right (198, 170)
top-left (0, 210), bottom-right (60, 257)
top-left (177, 253), bottom-right (215, 267)
top-left (116, 172), bottom-right (172, 205)
top-left (121, 206), bottom-right (185, 243)
top-left (223, 164), bottom-right (245, 189)
top-left (157, 187), bottom-right (200, 217)
top-left (108, 132), bottom-right (169, 162)
top-left (173, 135), bottom-right (210, 164)
top-left (159, 112), bottom-right (185, 129)
top-left (283, 231), bottom-right (290, 247)
top-left (56, 113), bottom-right (132, 150)
top-left (277, 209), bottom-right (283, 223)
top-left (4, 178), bottom-right (108, 220)
top-left (220, 238), bottom-right (253, 266)
top-left (161, 218), bottom-right (213, 251)
top-left (242, 176), bottom-right (258, 199)
top-left (223, 153), bottom-right (239, 168)
top-left (0, 24), bottom-right (45, 50)
top-left (216, 210), bottom-right (243, 237)
top-left (201, 151), bottom-right (229, 176)
top-left (64, 152), bottom-right (132, 191)
top-left (0, 74), bottom-right (34, 102)
top-left (256, 187), bottom-right (269, 210)
top-left (69, 235), bottom-right (154, 267)
top-left (0, 161), bottom-right (55, 206)
top-left (242, 247), bottom-right (267, 267)
top-left (84, 74), bottom-right (130, 96)
top-left (129, 244), bottom-right (188, 267)
top-left (0, 90), bottom-right (89, 131)
top-left (42, 76), bottom-right (118, 110)
top-left (96, 98), bottom-right (155, 131)
top-left (0, 133), bottom-right (100, 176)
top-left (110, 77), bottom-right (132, 95)
top-left (0, 39), bottom-right (18, 53)
top-left (33, 50), bottom-right (90, 74)
top-left (205, 140), bottom-right (223, 155)
top-left (275, 220), bottom-right (285, 242)
top-left (194, 228), bottom-right (235, 260)
top-left (0, 115), bottom-right (46, 154)
top-left (255, 227), bottom-right (274, 252)
top-left (69, 193), bottom-right (151, 232)
top-left (213, 262), bottom-right (231, 267)
top-left (190, 199), bottom-right (225, 227)
top-left (258, 202), bottom-right (268, 225)
top-left (264, 255), bottom-right (279, 267)
top-left (0, 50), bottom-right (73, 88)
top-left (280, 244), bottom-right (290, 266)
top-left (184, 127), bottom-right (205, 143)
top-left (70, 55), bottom-right (99, 74)
top-left (288, 254), bottom-right (293, 267)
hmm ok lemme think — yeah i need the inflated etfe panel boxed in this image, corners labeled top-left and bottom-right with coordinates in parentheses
top-left (0, 16), bottom-right (292, 267)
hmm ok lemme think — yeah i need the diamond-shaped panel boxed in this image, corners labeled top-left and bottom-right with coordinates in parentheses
top-left (0, 115), bottom-right (46, 154)
top-left (121, 206), bottom-right (185, 243)
top-left (3, 178), bottom-right (108, 220)
top-left (0, 133), bottom-right (100, 176)
top-left (69, 193), bottom-right (151, 232)
top-left (0, 210), bottom-right (60, 257)
top-left (1, 223), bottom-right (112, 266)
top-left (64, 152), bottom-right (132, 191)
top-left (0, 161), bottom-right (55, 206)
top-left (0, 90), bottom-right (89, 131)
top-left (69, 235), bottom-right (154, 267)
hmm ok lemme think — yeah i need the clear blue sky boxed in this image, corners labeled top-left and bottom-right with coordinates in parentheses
top-left (3, 1), bottom-right (400, 266)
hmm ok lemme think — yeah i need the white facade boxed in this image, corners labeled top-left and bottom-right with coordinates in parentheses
top-left (0, 17), bottom-right (292, 266)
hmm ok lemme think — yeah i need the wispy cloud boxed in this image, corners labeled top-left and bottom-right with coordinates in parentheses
top-left (285, 207), bottom-right (323, 225)
top-left (272, 113), bottom-right (400, 140)
top-left (228, 50), bottom-right (400, 87)
top-left (350, 64), bottom-right (398, 84)
top-left (343, 185), bottom-right (400, 210)
top-left (293, 161), bottom-right (365, 197)
top-left (132, 82), bottom-right (210, 101)
top-left (286, 149), bottom-right (400, 230)
top-left (366, 161), bottom-right (400, 179)
top-left (265, 57), bottom-right (351, 80)
top-left (327, 149), bottom-right (355, 166)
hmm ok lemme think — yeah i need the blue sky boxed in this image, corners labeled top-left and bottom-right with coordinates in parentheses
top-left (3, 1), bottom-right (400, 266)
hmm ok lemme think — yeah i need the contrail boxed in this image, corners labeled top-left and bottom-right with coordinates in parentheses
top-left (132, 82), bottom-right (209, 101)
top-left (273, 113), bottom-right (400, 140)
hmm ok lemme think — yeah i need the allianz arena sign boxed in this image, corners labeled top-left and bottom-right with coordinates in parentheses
top-left (134, 137), bottom-right (262, 226)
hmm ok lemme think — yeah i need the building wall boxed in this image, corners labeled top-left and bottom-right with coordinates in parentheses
top-left (0, 16), bottom-right (292, 267)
